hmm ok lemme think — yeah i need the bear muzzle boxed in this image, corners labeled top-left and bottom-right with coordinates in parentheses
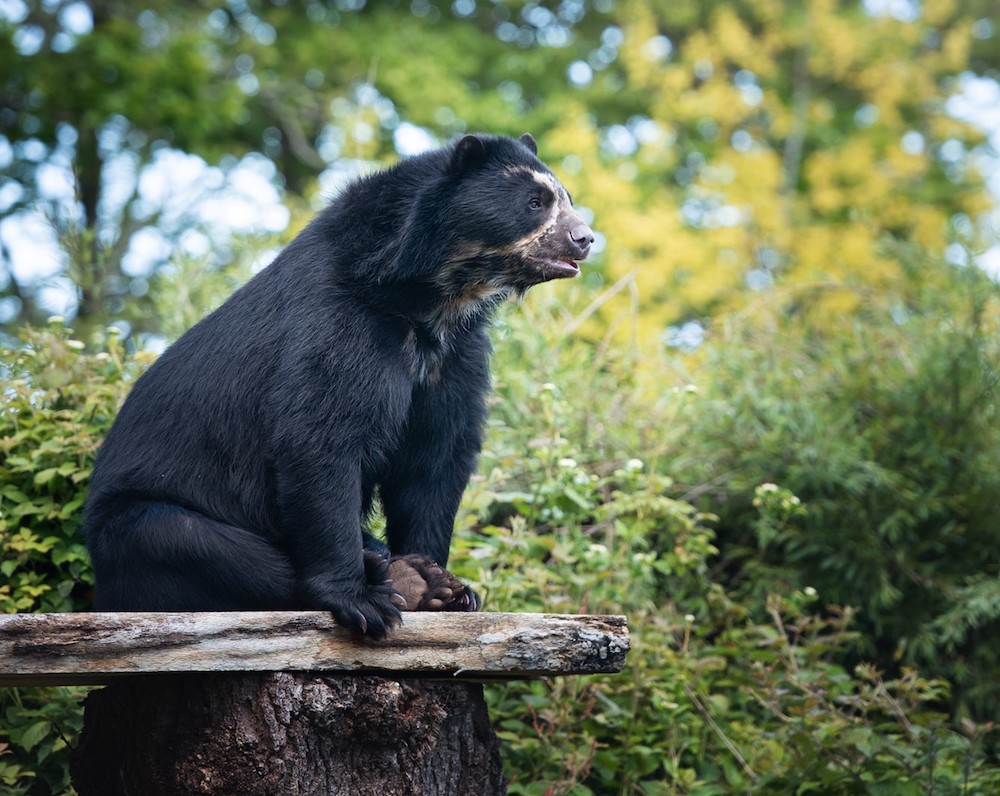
top-left (533, 209), bottom-right (594, 281)
top-left (569, 220), bottom-right (595, 259)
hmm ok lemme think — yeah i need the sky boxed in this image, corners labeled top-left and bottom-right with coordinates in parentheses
top-left (947, 73), bottom-right (1000, 277)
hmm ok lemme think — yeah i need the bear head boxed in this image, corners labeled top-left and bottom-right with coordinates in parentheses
top-left (390, 133), bottom-right (594, 327)
top-left (444, 133), bottom-right (594, 287)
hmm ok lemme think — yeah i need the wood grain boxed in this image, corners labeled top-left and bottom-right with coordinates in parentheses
top-left (0, 611), bottom-right (629, 685)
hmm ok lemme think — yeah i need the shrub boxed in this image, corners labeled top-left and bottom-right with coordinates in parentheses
top-left (667, 255), bottom-right (1000, 720)
top-left (3, 270), bottom-right (999, 794)
top-left (448, 286), bottom-right (1000, 793)
top-left (451, 422), bottom-right (1000, 794)
top-left (0, 320), bottom-right (143, 795)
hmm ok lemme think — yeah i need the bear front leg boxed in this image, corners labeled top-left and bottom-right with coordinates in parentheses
top-left (381, 335), bottom-right (492, 568)
top-left (274, 444), bottom-right (405, 638)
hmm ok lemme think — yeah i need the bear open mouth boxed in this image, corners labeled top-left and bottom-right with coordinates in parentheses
top-left (535, 257), bottom-right (581, 281)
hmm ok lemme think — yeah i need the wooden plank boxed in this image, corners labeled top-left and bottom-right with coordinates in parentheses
top-left (0, 611), bottom-right (629, 686)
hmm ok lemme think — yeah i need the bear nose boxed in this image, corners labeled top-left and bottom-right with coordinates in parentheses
top-left (570, 223), bottom-right (595, 256)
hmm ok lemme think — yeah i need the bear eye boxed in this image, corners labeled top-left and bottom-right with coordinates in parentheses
top-left (528, 197), bottom-right (544, 211)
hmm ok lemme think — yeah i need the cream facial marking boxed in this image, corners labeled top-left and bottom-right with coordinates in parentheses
top-left (503, 166), bottom-right (570, 205)
top-left (483, 167), bottom-right (568, 253)
top-left (529, 170), bottom-right (567, 204)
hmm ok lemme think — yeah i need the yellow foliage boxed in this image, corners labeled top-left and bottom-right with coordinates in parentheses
top-left (924, 0), bottom-right (959, 26)
top-left (806, 139), bottom-right (894, 215)
top-left (674, 80), bottom-right (749, 130)
top-left (617, 0), bottom-right (664, 90)
top-left (788, 222), bottom-right (897, 287)
top-left (717, 148), bottom-right (786, 235)
top-left (908, 206), bottom-right (949, 251)
top-left (809, 14), bottom-right (861, 80)
top-left (711, 7), bottom-right (775, 77)
top-left (938, 21), bottom-right (974, 72)
top-left (536, 0), bottom-right (992, 347)
top-left (884, 145), bottom-right (929, 183)
top-left (683, 29), bottom-right (719, 69)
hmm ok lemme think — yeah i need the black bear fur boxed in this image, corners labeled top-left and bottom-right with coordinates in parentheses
top-left (82, 133), bottom-right (594, 638)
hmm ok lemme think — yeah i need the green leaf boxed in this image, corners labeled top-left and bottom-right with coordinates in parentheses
top-left (33, 468), bottom-right (59, 487)
top-left (1, 486), bottom-right (30, 504)
top-left (563, 486), bottom-right (592, 510)
top-left (18, 720), bottom-right (51, 753)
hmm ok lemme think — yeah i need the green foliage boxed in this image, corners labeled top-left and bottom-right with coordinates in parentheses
top-left (0, 320), bottom-right (141, 613)
top-left (3, 3), bottom-right (999, 785)
top-left (149, 248), bottom-right (266, 342)
top-left (3, 0), bottom-right (997, 351)
top-left (0, 687), bottom-right (84, 796)
top-left (3, 264), bottom-right (1000, 793)
top-left (670, 252), bottom-right (1000, 720)
top-left (444, 283), bottom-right (1000, 793)
top-left (0, 320), bottom-right (141, 796)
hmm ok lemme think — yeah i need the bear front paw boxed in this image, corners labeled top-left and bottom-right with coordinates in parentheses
top-left (388, 554), bottom-right (482, 612)
top-left (326, 590), bottom-right (402, 639)
top-left (303, 553), bottom-right (404, 639)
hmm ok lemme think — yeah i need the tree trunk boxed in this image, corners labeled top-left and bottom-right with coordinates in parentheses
top-left (70, 673), bottom-right (505, 795)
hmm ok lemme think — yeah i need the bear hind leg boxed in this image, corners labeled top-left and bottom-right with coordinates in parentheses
top-left (90, 502), bottom-right (297, 612)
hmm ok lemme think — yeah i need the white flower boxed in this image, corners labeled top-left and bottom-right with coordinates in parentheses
top-left (557, 457), bottom-right (578, 468)
top-left (684, 614), bottom-right (695, 623)
top-left (625, 458), bottom-right (644, 471)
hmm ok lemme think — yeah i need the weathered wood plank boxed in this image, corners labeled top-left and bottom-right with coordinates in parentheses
top-left (0, 611), bottom-right (629, 686)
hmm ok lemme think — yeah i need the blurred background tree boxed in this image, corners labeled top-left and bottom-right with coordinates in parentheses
top-left (1, 0), bottom-right (997, 344)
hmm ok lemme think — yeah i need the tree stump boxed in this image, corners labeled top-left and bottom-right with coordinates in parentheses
top-left (1, 611), bottom-right (628, 792)
top-left (70, 672), bottom-right (504, 796)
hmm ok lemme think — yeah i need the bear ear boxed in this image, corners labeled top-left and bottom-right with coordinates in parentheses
top-left (450, 135), bottom-right (487, 175)
top-left (519, 133), bottom-right (538, 155)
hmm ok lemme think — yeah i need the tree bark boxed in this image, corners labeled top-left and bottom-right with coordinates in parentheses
top-left (70, 672), bottom-right (505, 796)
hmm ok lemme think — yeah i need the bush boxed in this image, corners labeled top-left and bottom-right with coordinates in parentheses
top-left (0, 322), bottom-right (141, 613)
top-left (668, 254), bottom-right (1000, 720)
top-left (0, 321), bottom-right (143, 795)
top-left (445, 289), bottom-right (1000, 793)
top-left (3, 267), bottom-right (1000, 794)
